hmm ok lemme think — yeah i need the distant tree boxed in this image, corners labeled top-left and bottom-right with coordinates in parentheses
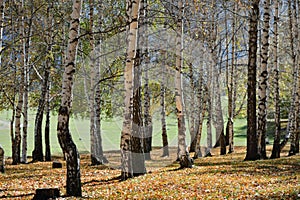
top-left (57, 0), bottom-right (82, 196)
top-left (270, 0), bottom-right (280, 159)
top-left (87, 0), bottom-right (107, 166)
top-left (226, 1), bottom-right (236, 154)
top-left (280, 0), bottom-right (299, 156)
top-left (160, 55), bottom-right (169, 157)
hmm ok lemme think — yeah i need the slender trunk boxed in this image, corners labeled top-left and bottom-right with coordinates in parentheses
top-left (189, 63), bottom-right (196, 152)
top-left (160, 66), bottom-right (169, 157)
top-left (88, 0), bottom-right (104, 165)
top-left (141, 0), bottom-right (152, 161)
top-left (290, 0), bottom-right (300, 155)
top-left (21, 0), bottom-right (30, 163)
top-left (0, 145), bottom-right (4, 173)
top-left (45, 82), bottom-right (51, 161)
top-left (257, 0), bottom-right (271, 159)
top-left (176, 0), bottom-right (193, 168)
top-left (33, 61), bottom-right (50, 162)
top-left (0, 0), bottom-right (4, 65)
top-left (245, 0), bottom-right (260, 161)
top-left (227, 3), bottom-right (236, 153)
top-left (215, 72), bottom-right (226, 155)
top-left (94, 2), bottom-right (107, 163)
top-left (57, 0), bottom-right (82, 196)
top-left (280, 0), bottom-right (298, 154)
top-left (44, 2), bottom-right (54, 162)
top-left (271, 0), bottom-right (281, 159)
top-left (13, 1), bottom-right (25, 164)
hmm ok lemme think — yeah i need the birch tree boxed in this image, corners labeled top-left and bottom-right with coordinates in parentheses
top-left (245, 0), bottom-right (260, 161)
top-left (280, 0), bottom-right (298, 156)
top-left (12, 0), bottom-right (26, 165)
top-left (270, 0), bottom-right (280, 159)
top-left (87, 0), bottom-right (107, 165)
top-left (120, 0), bottom-right (141, 180)
top-left (57, 0), bottom-right (82, 196)
top-left (257, 0), bottom-right (271, 159)
top-left (175, 0), bottom-right (193, 168)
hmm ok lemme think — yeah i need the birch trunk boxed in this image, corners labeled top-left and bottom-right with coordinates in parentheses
top-left (160, 63), bottom-right (169, 157)
top-left (227, 3), bottom-right (236, 153)
top-left (44, 81), bottom-right (51, 161)
top-left (13, 1), bottom-right (25, 165)
top-left (175, 0), bottom-right (193, 168)
top-left (290, 0), bottom-right (300, 155)
top-left (132, 0), bottom-right (146, 173)
top-left (120, 0), bottom-right (140, 180)
top-left (257, 0), bottom-right (271, 159)
top-left (141, 0), bottom-right (152, 161)
top-left (88, 0), bottom-right (106, 165)
top-left (280, 0), bottom-right (298, 155)
top-left (193, 79), bottom-right (206, 159)
top-left (189, 63), bottom-right (196, 152)
top-left (245, 0), bottom-right (260, 161)
top-left (21, 0), bottom-right (30, 164)
top-left (270, 0), bottom-right (281, 159)
top-left (57, 0), bottom-right (82, 196)
top-left (0, 0), bottom-right (4, 65)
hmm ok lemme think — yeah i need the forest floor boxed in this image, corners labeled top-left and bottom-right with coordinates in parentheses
top-left (0, 146), bottom-right (299, 199)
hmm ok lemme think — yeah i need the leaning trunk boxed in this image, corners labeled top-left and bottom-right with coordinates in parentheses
top-left (57, 0), bottom-right (82, 196)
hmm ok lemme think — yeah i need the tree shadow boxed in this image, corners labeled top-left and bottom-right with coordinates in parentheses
top-left (82, 175), bottom-right (121, 187)
top-left (0, 192), bottom-right (34, 199)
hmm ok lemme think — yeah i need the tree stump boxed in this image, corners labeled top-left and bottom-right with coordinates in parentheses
top-left (0, 145), bottom-right (4, 173)
top-left (52, 161), bottom-right (62, 168)
top-left (33, 188), bottom-right (60, 200)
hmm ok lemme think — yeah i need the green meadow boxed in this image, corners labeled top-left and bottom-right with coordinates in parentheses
top-left (0, 110), bottom-right (251, 157)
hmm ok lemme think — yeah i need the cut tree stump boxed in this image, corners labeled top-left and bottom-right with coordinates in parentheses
top-left (52, 161), bottom-right (62, 168)
top-left (33, 188), bottom-right (60, 200)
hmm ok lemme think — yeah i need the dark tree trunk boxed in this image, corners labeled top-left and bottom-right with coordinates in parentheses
top-left (189, 63), bottom-right (197, 153)
top-left (245, 0), bottom-right (260, 161)
top-left (32, 71), bottom-right (48, 161)
top-left (0, 145), bottom-right (5, 173)
top-left (132, 48), bottom-right (146, 176)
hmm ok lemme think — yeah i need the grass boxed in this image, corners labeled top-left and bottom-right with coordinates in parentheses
top-left (0, 110), bottom-right (250, 157)
top-left (0, 146), bottom-right (299, 199)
